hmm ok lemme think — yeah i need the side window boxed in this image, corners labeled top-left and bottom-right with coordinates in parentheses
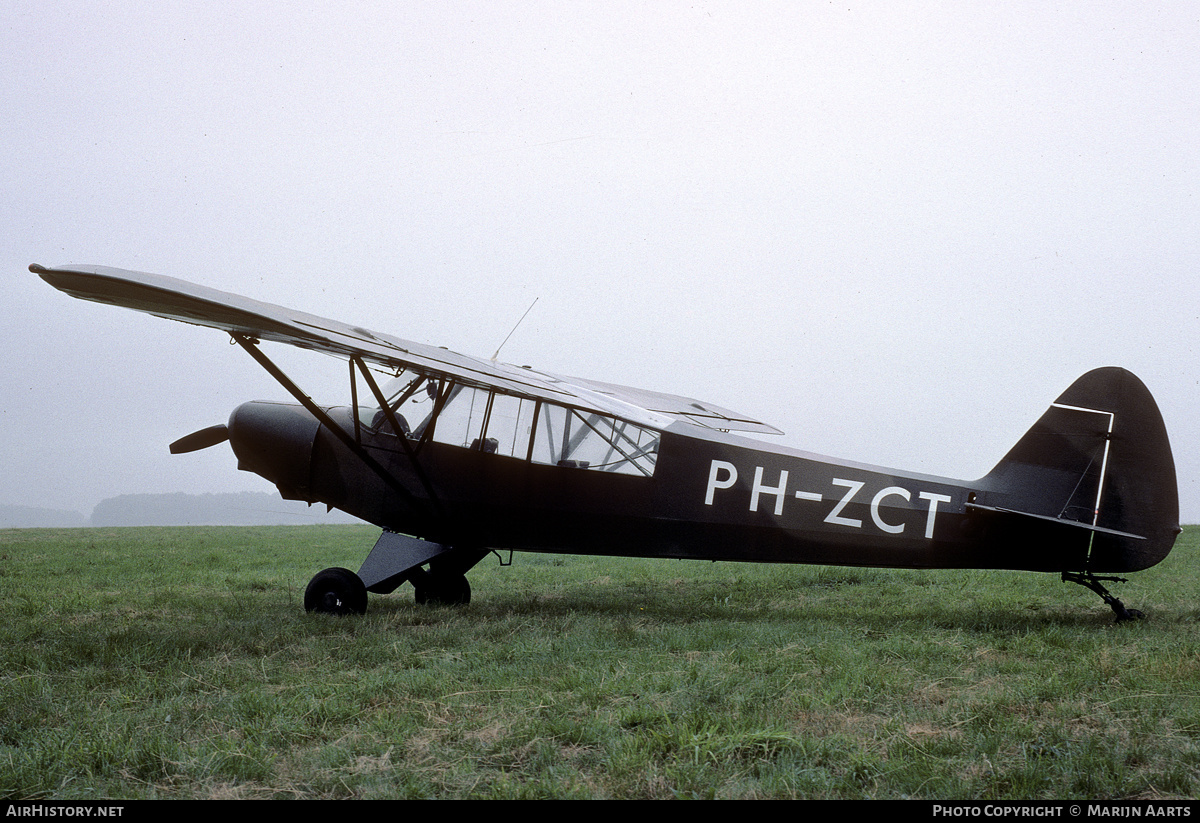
top-left (426, 387), bottom-right (536, 456)
top-left (429, 385), bottom-right (488, 449)
top-left (531, 403), bottom-right (658, 476)
top-left (363, 377), bottom-right (658, 476)
top-left (484, 393), bottom-right (537, 458)
top-left (530, 402), bottom-right (571, 465)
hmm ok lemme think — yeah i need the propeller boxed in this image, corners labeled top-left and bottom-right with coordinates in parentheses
top-left (169, 424), bottom-right (230, 454)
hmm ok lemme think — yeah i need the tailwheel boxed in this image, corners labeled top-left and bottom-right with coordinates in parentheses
top-left (413, 569), bottom-right (471, 606)
top-left (1062, 571), bottom-right (1144, 623)
top-left (304, 567), bottom-right (368, 615)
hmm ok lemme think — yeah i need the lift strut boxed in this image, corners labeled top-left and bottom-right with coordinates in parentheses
top-left (230, 333), bottom-right (434, 520)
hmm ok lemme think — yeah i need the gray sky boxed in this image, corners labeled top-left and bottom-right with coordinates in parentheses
top-left (4, 2), bottom-right (1198, 521)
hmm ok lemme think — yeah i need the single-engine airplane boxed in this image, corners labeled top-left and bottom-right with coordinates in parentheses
top-left (33, 263), bottom-right (1180, 621)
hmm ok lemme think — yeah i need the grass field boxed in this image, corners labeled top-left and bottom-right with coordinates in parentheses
top-left (1, 524), bottom-right (1197, 799)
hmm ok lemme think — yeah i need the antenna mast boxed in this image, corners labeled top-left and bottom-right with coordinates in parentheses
top-left (490, 298), bottom-right (538, 362)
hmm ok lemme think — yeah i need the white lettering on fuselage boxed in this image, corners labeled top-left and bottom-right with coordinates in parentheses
top-left (705, 460), bottom-right (738, 505)
top-left (918, 491), bottom-right (952, 539)
top-left (703, 459), bottom-right (953, 540)
top-left (751, 466), bottom-right (788, 515)
top-left (871, 486), bottom-right (910, 534)
top-left (826, 478), bottom-right (864, 528)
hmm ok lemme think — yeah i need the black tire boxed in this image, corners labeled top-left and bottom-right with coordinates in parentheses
top-left (414, 573), bottom-right (471, 607)
top-left (304, 567), bottom-right (368, 615)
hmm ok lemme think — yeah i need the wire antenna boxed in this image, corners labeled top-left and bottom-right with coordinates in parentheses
top-left (490, 297), bottom-right (538, 362)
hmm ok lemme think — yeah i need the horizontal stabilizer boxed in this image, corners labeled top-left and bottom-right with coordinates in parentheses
top-left (964, 502), bottom-right (1146, 541)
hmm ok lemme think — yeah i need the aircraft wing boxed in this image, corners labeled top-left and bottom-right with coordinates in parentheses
top-left (32, 263), bottom-right (782, 434)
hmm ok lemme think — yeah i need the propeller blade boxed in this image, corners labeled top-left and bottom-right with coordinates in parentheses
top-left (169, 424), bottom-right (230, 454)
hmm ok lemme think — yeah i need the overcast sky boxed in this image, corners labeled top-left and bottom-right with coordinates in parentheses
top-left (4, 2), bottom-right (1198, 523)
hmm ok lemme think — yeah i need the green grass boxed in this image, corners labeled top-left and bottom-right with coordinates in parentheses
top-left (1, 525), bottom-right (1198, 799)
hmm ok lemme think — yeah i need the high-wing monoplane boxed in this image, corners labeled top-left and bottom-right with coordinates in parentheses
top-left (33, 264), bottom-right (1180, 621)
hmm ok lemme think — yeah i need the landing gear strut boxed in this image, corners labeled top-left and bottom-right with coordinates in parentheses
top-left (1062, 571), bottom-right (1144, 622)
top-left (303, 538), bottom-right (487, 614)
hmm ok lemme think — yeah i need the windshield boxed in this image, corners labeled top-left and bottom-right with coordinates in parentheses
top-left (357, 372), bottom-right (440, 437)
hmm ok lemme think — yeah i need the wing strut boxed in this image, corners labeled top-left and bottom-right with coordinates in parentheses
top-left (230, 333), bottom-right (437, 518)
top-left (349, 355), bottom-right (443, 510)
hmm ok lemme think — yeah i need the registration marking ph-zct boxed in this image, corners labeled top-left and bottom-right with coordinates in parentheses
top-left (704, 460), bottom-right (952, 538)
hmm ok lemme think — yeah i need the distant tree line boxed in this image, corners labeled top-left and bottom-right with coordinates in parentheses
top-left (1, 493), bottom-right (362, 528)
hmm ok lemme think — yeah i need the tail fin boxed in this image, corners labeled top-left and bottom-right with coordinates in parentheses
top-left (975, 367), bottom-right (1179, 573)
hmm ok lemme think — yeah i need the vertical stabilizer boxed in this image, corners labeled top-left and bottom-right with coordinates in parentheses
top-left (978, 368), bottom-right (1178, 572)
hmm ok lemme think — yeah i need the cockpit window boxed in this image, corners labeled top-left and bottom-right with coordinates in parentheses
top-left (358, 373), bottom-right (438, 437)
top-left (358, 371), bottom-right (659, 476)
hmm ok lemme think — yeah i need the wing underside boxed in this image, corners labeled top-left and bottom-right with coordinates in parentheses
top-left (33, 263), bottom-right (782, 435)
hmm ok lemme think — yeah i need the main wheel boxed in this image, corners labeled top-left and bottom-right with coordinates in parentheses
top-left (304, 567), bottom-right (368, 615)
top-left (414, 573), bottom-right (471, 606)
